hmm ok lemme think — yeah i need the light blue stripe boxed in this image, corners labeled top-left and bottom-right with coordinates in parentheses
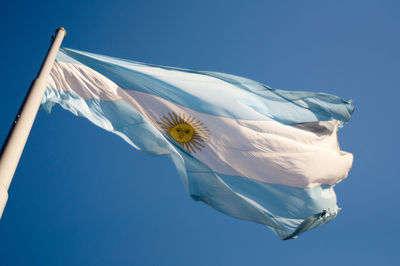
top-left (41, 89), bottom-right (340, 239)
top-left (201, 71), bottom-right (354, 127)
top-left (216, 174), bottom-right (337, 220)
top-left (57, 47), bottom-right (354, 126)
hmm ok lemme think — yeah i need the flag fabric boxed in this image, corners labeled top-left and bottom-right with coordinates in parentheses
top-left (42, 48), bottom-right (354, 239)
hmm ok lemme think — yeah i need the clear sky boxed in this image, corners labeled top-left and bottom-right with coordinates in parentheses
top-left (0, 0), bottom-right (399, 265)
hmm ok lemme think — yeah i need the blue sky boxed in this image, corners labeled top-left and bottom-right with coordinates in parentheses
top-left (0, 0), bottom-right (399, 265)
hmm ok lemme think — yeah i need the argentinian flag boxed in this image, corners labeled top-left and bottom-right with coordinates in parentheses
top-left (42, 48), bottom-right (354, 239)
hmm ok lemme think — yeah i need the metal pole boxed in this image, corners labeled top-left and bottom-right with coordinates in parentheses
top-left (0, 27), bottom-right (66, 218)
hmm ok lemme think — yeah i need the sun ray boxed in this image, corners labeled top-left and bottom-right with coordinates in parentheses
top-left (168, 113), bottom-right (177, 125)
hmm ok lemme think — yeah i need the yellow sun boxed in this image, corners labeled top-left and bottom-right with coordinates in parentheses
top-left (158, 112), bottom-right (209, 153)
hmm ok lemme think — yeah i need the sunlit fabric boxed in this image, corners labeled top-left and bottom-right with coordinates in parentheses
top-left (42, 47), bottom-right (354, 239)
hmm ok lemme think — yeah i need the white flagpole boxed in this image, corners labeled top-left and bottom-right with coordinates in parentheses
top-left (0, 27), bottom-right (66, 218)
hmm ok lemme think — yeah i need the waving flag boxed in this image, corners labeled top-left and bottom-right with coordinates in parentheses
top-left (42, 48), bottom-right (354, 239)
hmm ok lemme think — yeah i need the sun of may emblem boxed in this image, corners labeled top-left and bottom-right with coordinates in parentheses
top-left (158, 112), bottom-right (209, 153)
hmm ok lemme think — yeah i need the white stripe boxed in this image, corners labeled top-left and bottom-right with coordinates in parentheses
top-left (47, 62), bottom-right (353, 189)
top-left (47, 62), bottom-right (121, 101)
top-left (125, 90), bottom-right (353, 188)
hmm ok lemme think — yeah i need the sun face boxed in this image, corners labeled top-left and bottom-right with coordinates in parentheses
top-left (158, 112), bottom-right (209, 153)
top-left (170, 123), bottom-right (194, 142)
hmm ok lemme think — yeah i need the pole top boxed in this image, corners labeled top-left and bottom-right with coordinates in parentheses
top-left (56, 27), bottom-right (67, 36)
